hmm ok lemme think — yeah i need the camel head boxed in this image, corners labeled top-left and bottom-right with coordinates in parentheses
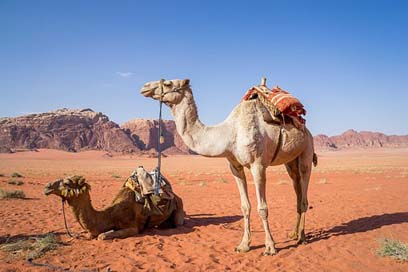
top-left (44, 175), bottom-right (91, 200)
top-left (140, 79), bottom-right (190, 106)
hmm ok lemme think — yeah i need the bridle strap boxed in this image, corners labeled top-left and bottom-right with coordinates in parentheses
top-left (155, 79), bottom-right (165, 195)
top-left (62, 199), bottom-right (74, 238)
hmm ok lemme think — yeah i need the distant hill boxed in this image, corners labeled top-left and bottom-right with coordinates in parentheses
top-left (121, 119), bottom-right (192, 155)
top-left (1, 109), bottom-right (407, 154)
top-left (313, 129), bottom-right (408, 150)
top-left (0, 109), bottom-right (139, 154)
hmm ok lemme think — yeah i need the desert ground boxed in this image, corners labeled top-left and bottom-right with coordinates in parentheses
top-left (0, 148), bottom-right (407, 271)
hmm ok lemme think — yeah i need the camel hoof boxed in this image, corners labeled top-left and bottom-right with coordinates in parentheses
top-left (97, 233), bottom-right (108, 240)
top-left (263, 246), bottom-right (277, 256)
top-left (235, 245), bottom-right (250, 253)
top-left (287, 231), bottom-right (298, 240)
top-left (296, 238), bottom-right (307, 245)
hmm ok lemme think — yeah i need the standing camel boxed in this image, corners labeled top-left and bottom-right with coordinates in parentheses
top-left (140, 79), bottom-right (317, 255)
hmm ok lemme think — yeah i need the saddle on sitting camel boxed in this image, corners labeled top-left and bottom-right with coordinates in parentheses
top-left (124, 166), bottom-right (175, 217)
top-left (242, 78), bottom-right (306, 130)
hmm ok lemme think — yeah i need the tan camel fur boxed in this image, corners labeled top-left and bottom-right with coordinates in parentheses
top-left (140, 79), bottom-right (317, 255)
top-left (44, 174), bottom-right (184, 240)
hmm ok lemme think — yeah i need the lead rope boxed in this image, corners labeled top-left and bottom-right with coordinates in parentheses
top-left (62, 199), bottom-right (74, 238)
top-left (155, 79), bottom-right (165, 195)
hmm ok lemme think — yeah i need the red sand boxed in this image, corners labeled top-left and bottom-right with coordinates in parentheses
top-left (0, 149), bottom-right (407, 271)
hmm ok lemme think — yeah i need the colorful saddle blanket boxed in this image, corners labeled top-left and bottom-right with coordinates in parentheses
top-left (242, 85), bottom-right (306, 129)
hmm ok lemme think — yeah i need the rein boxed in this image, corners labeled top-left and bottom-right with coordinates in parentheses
top-left (270, 125), bottom-right (283, 164)
top-left (154, 79), bottom-right (189, 195)
top-left (61, 199), bottom-right (75, 238)
top-left (154, 79), bottom-right (165, 195)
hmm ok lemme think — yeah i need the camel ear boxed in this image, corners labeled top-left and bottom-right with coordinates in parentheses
top-left (181, 79), bottom-right (190, 86)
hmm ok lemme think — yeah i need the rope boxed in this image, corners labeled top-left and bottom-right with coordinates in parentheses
top-left (270, 126), bottom-right (283, 164)
top-left (155, 79), bottom-right (165, 195)
top-left (62, 199), bottom-right (74, 238)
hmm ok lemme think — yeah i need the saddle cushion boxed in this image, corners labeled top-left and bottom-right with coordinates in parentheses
top-left (242, 85), bottom-right (306, 127)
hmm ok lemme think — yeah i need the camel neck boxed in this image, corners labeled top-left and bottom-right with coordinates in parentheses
top-left (171, 90), bottom-right (231, 157)
top-left (67, 193), bottom-right (110, 236)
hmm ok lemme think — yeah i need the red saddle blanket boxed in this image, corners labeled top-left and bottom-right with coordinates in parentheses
top-left (242, 85), bottom-right (306, 126)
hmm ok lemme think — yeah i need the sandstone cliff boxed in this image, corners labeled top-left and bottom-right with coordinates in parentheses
top-left (0, 109), bottom-right (139, 153)
top-left (121, 119), bottom-right (191, 155)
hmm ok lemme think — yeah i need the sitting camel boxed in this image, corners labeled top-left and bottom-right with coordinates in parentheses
top-left (44, 168), bottom-right (184, 240)
top-left (140, 78), bottom-right (317, 255)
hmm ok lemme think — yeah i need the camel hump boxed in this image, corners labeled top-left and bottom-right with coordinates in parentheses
top-left (241, 79), bottom-right (306, 130)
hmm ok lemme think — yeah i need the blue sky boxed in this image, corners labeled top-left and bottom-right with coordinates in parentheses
top-left (1, 0), bottom-right (407, 136)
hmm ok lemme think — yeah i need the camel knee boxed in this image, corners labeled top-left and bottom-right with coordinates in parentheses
top-left (301, 199), bottom-right (308, 212)
top-left (299, 164), bottom-right (311, 176)
top-left (241, 203), bottom-right (251, 218)
top-left (258, 207), bottom-right (269, 220)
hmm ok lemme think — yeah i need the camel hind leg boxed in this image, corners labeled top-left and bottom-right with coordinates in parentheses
top-left (285, 158), bottom-right (301, 241)
top-left (285, 148), bottom-right (313, 244)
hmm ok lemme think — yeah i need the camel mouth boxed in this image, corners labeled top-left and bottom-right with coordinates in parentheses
top-left (44, 187), bottom-right (54, 195)
top-left (140, 86), bottom-right (155, 97)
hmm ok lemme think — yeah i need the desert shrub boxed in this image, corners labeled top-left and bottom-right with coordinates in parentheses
top-left (0, 173), bottom-right (5, 177)
top-left (0, 233), bottom-right (60, 260)
top-left (11, 172), bottom-right (23, 178)
top-left (7, 180), bottom-right (24, 186)
top-left (216, 178), bottom-right (228, 183)
top-left (377, 238), bottom-right (408, 261)
top-left (112, 174), bottom-right (121, 179)
top-left (199, 181), bottom-right (207, 187)
top-left (318, 178), bottom-right (328, 184)
top-left (277, 179), bottom-right (289, 185)
top-left (0, 188), bottom-right (26, 199)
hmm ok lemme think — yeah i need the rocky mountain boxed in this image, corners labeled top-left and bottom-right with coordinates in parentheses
top-left (314, 129), bottom-right (408, 150)
top-left (1, 109), bottom-right (407, 154)
top-left (0, 109), bottom-right (139, 153)
top-left (121, 119), bottom-right (191, 155)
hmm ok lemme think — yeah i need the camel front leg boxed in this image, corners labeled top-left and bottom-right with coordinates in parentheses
top-left (251, 164), bottom-right (277, 256)
top-left (97, 227), bottom-right (139, 240)
top-left (230, 162), bottom-right (251, 253)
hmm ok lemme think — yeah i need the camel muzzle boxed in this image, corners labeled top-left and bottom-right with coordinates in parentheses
top-left (44, 182), bottom-right (58, 195)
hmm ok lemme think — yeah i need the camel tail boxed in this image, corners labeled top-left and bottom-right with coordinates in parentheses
top-left (313, 153), bottom-right (318, 167)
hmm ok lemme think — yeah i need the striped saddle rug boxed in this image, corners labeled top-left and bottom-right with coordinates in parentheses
top-left (242, 84), bottom-right (306, 129)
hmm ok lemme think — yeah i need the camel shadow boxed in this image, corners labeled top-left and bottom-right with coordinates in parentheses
top-left (307, 212), bottom-right (408, 243)
top-left (144, 214), bottom-right (242, 236)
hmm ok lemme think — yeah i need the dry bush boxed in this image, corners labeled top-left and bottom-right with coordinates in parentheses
top-left (317, 178), bottom-right (328, 184)
top-left (111, 174), bottom-right (121, 179)
top-left (0, 188), bottom-right (26, 199)
top-left (216, 178), bottom-right (228, 183)
top-left (377, 238), bottom-right (408, 262)
top-left (199, 181), bottom-right (207, 187)
top-left (1, 233), bottom-right (60, 260)
top-left (11, 172), bottom-right (23, 178)
top-left (7, 179), bottom-right (24, 186)
top-left (277, 179), bottom-right (289, 185)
